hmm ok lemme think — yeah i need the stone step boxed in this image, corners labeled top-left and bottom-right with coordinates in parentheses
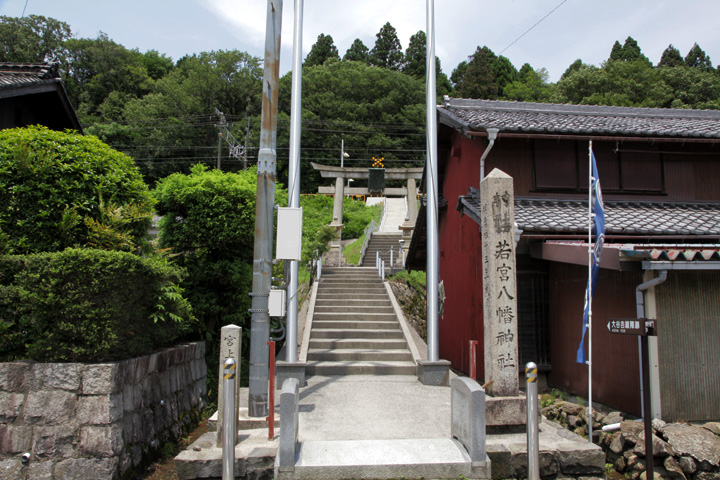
top-left (287, 438), bottom-right (488, 480)
top-left (314, 299), bottom-right (392, 307)
top-left (315, 293), bottom-right (388, 300)
top-left (311, 320), bottom-right (400, 330)
top-left (305, 361), bottom-right (417, 376)
top-left (316, 288), bottom-right (387, 295)
top-left (311, 329), bottom-right (405, 339)
top-left (313, 305), bottom-right (395, 314)
top-left (318, 282), bottom-right (385, 290)
top-left (312, 312), bottom-right (398, 322)
top-left (319, 278), bottom-right (383, 284)
top-left (308, 338), bottom-right (409, 350)
top-left (306, 349), bottom-right (413, 362)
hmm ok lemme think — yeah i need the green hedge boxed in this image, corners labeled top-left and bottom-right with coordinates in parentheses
top-left (0, 248), bottom-right (197, 362)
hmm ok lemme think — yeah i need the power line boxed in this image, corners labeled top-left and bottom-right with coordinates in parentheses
top-left (499, 0), bottom-right (568, 55)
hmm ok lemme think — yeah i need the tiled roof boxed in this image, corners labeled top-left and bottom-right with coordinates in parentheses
top-left (0, 62), bottom-right (60, 88)
top-left (458, 189), bottom-right (720, 236)
top-left (439, 98), bottom-right (720, 139)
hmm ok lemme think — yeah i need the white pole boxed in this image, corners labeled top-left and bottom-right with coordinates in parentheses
top-left (425, 0), bottom-right (439, 362)
top-left (285, 0), bottom-right (303, 363)
top-left (341, 138), bottom-right (344, 168)
top-left (587, 140), bottom-right (593, 442)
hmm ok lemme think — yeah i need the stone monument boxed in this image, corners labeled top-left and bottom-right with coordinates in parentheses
top-left (479, 168), bottom-right (526, 429)
top-left (216, 324), bottom-right (241, 446)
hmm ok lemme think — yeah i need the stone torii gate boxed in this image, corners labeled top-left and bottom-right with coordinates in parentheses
top-left (311, 162), bottom-right (423, 229)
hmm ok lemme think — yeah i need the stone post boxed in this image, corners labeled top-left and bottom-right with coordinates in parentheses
top-left (331, 176), bottom-right (344, 227)
top-left (407, 177), bottom-right (418, 224)
top-left (480, 169), bottom-right (519, 398)
top-left (217, 325), bottom-right (241, 447)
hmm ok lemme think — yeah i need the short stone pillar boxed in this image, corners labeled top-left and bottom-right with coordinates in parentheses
top-left (217, 325), bottom-right (241, 447)
top-left (451, 377), bottom-right (489, 468)
top-left (275, 378), bottom-right (299, 476)
top-left (479, 169), bottom-right (526, 428)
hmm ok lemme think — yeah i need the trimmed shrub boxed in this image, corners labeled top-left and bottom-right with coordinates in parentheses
top-left (0, 126), bottom-right (154, 254)
top-left (0, 248), bottom-right (196, 362)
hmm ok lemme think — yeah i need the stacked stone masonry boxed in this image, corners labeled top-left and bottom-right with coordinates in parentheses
top-left (0, 342), bottom-right (207, 480)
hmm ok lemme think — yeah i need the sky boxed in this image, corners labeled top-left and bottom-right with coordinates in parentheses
top-left (1, 0), bottom-right (720, 83)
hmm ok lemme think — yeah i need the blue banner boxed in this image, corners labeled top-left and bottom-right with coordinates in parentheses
top-left (576, 151), bottom-right (605, 364)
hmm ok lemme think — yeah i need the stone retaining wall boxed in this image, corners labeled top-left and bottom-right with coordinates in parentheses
top-left (0, 342), bottom-right (207, 480)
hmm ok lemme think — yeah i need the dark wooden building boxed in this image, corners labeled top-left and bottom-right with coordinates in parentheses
top-left (0, 62), bottom-right (82, 132)
top-left (409, 98), bottom-right (720, 421)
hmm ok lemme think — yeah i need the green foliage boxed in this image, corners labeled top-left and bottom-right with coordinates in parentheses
top-left (344, 38), bottom-right (370, 64)
top-left (88, 49), bottom-right (263, 184)
top-left (370, 22), bottom-right (404, 70)
top-left (153, 164), bottom-right (281, 333)
top-left (342, 198), bottom-right (382, 239)
top-left (305, 33), bottom-right (340, 67)
top-left (391, 270), bottom-right (427, 297)
top-left (0, 15), bottom-right (71, 63)
top-left (64, 33), bottom-right (155, 121)
top-left (0, 248), bottom-right (196, 362)
top-left (402, 30), bottom-right (453, 98)
top-left (0, 126), bottom-right (154, 254)
top-left (278, 61), bottom-right (426, 193)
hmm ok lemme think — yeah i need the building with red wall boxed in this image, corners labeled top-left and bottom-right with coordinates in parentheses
top-left (409, 98), bottom-right (720, 421)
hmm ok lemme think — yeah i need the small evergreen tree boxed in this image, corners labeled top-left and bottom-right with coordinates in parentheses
top-left (344, 38), bottom-right (369, 63)
top-left (658, 44), bottom-right (684, 67)
top-left (685, 43), bottom-right (713, 71)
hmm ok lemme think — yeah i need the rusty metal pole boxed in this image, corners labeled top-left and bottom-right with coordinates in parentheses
top-left (248, 0), bottom-right (283, 418)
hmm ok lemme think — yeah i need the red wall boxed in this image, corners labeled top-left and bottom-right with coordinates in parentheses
top-left (438, 130), bottom-right (487, 377)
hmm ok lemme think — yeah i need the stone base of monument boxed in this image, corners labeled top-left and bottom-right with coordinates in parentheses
top-left (485, 395), bottom-right (527, 433)
top-left (208, 407), bottom-right (281, 432)
top-left (174, 429), bottom-right (277, 480)
top-left (276, 361), bottom-right (307, 388)
top-left (417, 359), bottom-right (451, 386)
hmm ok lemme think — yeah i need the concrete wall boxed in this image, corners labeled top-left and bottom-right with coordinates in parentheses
top-left (0, 342), bottom-right (207, 479)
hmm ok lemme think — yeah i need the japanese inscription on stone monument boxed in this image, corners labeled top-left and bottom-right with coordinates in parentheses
top-left (480, 169), bottom-right (519, 397)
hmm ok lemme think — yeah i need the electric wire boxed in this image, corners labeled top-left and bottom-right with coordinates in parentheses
top-left (499, 0), bottom-right (568, 55)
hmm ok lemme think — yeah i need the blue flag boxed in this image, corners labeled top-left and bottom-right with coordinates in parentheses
top-left (576, 151), bottom-right (605, 364)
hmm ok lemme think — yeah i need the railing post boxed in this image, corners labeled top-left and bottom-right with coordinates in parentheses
top-left (390, 246), bottom-right (394, 268)
top-left (267, 341), bottom-right (276, 440)
top-left (222, 358), bottom-right (236, 480)
top-left (317, 257), bottom-right (322, 281)
top-left (526, 362), bottom-right (539, 480)
top-left (376, 250), bottom-right (379, 270)
top-left (381, 259), bottom-right (385, 279)
top-left (469, 340), bottom-right (478, 380)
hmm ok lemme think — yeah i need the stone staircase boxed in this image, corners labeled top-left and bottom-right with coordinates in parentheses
top-left (306, 267), bottom-right (416, 376)
top-left (360, 232), bottom-right (403, 269)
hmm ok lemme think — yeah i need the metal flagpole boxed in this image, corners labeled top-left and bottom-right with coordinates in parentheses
top-left (285, 0), bottom-right (303, 363)
top-left (425, 0), bottom-right (439, 362)
top-left (587, 140), bottom-right (593, 442)
top-left (248, 0), bottom-right (283, 418)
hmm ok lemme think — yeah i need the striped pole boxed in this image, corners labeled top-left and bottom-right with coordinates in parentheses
top-left (222, 358), bottom-right (237, 480)
top-left (526, 362), bottom-right (539, 480)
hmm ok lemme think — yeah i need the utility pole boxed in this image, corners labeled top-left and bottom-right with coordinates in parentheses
top-left (248, 0), bottom-right (283, 418)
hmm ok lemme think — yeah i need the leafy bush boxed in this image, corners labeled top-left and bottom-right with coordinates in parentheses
top-left (0, 126), bottom-right (154, 254)
top-left (0, 248), bottom-right (196, 362)
top-left (342, 198), bottom-right (382, 239)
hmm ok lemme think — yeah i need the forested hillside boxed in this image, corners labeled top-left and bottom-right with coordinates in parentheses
top-left (2, 15), bottom-right (718, 188)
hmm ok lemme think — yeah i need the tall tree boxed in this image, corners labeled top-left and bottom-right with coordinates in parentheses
top-left (369, 22), bottom-right (404, 70)
top-left (450, 60), bottom-right (468, 88)
top-left (455, 46), bottom-right (499, 99)
top-left (684, 43), bottom-right (713, 71)
top-left (658, 44), bottom-right (684, 68)
top-left (402, 30), bottom-right (427, 77)
top-left (0, 15), bottom-right (71, 63)
top-left (492, 55), bottom-right (519, 97)
top-left (344, 38), bottom-right (369, 64)
top-left (304, 33), bottom-right (339, 67)
top-left (561, 59), bottom-right (585, 80)
top-left (609, 41), bottom-right (623, 62)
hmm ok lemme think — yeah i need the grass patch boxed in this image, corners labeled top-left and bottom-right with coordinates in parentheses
top-left (343, 234), bottom-right (366, 265)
